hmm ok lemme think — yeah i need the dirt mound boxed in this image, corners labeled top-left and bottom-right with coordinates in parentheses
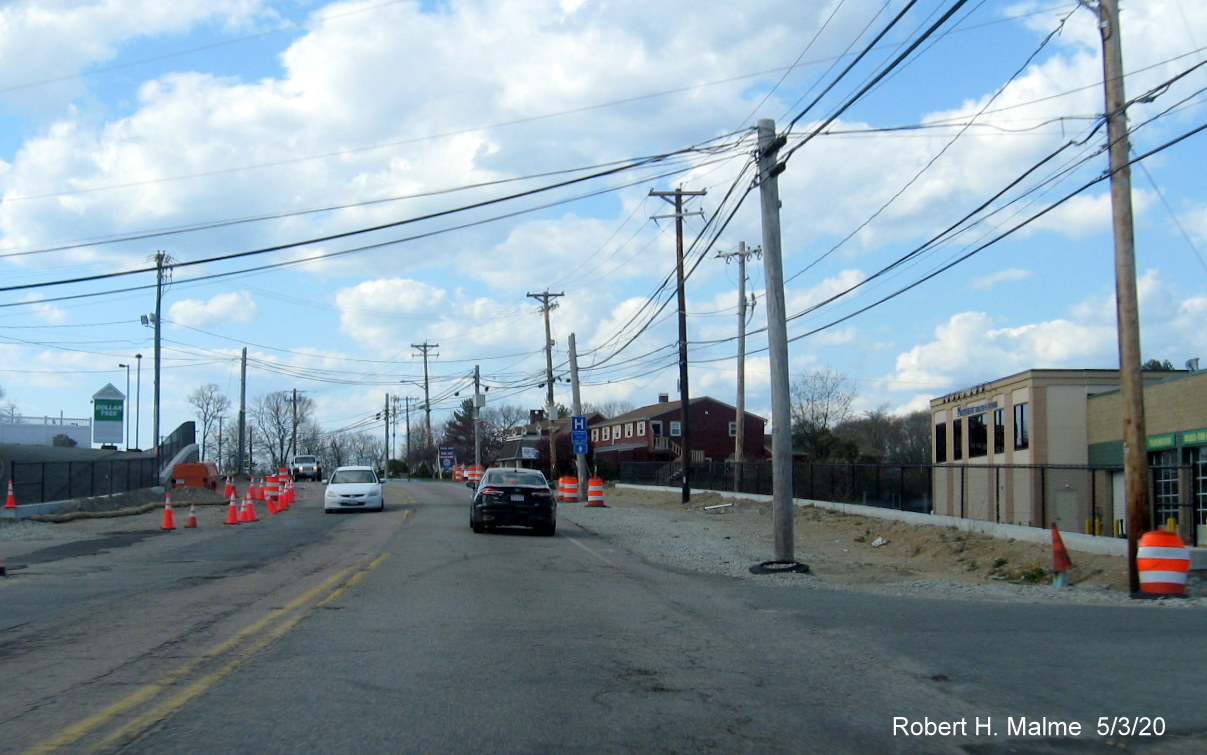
top-left (604, 487), bottom-right (1130, 592)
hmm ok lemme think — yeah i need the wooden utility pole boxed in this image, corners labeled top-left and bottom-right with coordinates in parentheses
top-left (383, 393), bottom-right (391, 472)
top-left (410, 342), bottom-right (439, 448)
top-left (237, 347), bottom-right (247, 476)
top-left (473, 365), bottom-right (483, 468)
top-left (650, 186), bottom-right (706, 504)
top-left (403, 396), bottom-right (414, 467)
top-left (757, 119), bottom-right (799, 568)
top-left (291, 388), bottom-right (299, 458)
top-left (528, 291), bottom-right (564, 479)
top-left (717, 241), bottom-right (760, 492)
top-left (569, 333), bottom-right (588, 501)
top-left (1095, 0), bottom-right (1149, 593)
top-left (152, 251), bottom-right (166, 455)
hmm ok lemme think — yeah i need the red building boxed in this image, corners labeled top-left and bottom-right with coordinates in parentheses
top-left (590, 395), bottom-right (766, 465)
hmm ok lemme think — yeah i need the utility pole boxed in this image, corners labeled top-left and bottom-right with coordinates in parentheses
top-left (384, 393), bottom-right (391, 475)
top-left (757, 119), bottom-right (801, 569)
top-left (528, 291), bottom-right (564, 479)
top-left (135, 352), bottom-right (142, 450)
top-left (650, 186), bottom-right (706, 504)
top-left (717, 241), bottom-right (761, 493)
top-left (403, 396), bottom-right (413, 470)
top-left (411, 341), bottom-right (438, 465)
top-left (473, 366), bottom-right (483, 468)
top-left (237, 347), bottom-right (247, 478)
top-left (1095, 0), bottom-right (1148, 593)
top-left (291, 389), bottom-right (298, 458)
top-left (152, 251), bottom-right (167, 456)
top-left (391, 395), bottom-right (401, 470)
top-left (569, 333), bottom-right (588, 501)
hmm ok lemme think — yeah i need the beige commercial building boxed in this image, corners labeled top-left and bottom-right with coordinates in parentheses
top-left (931, 370), bottom-right (1132, 530)
top-left (1088, 369), bottom-right (1207, 544)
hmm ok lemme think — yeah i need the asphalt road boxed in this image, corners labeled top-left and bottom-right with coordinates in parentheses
top-left (1, 481), bottom-right (1205, 754)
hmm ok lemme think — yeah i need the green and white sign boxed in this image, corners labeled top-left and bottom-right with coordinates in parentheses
top-left (92, 383), bottom-right (125, 445)
top-left (94, 398), bottom-right (123, 422)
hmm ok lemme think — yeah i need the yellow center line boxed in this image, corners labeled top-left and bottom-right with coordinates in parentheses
top-left (23, 551), bottom-right (391, 755)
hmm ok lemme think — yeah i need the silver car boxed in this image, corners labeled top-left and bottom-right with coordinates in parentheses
top-left (324, 466), bottom-right (384, 513)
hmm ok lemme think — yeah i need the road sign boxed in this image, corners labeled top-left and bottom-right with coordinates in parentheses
top-left (571, 416), bottom-right (587, 431)
top-left (440, 457), bottom-right (454, 469)
top-left (573, 443), bottom-right (589, 455)
top-left (571, 429), bottom-right (588, 444)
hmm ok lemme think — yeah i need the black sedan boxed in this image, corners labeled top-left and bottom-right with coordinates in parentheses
top-left (468, 467), bottom-right (556, 536)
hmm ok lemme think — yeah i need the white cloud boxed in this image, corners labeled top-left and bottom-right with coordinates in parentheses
top-left (0, 0), bottom-right (270, 115)
top-left (170, 291), bottom-right (257, 327)
top-left (889, 270), bottom-right (1207, 396)
top-left (971, 268), bottom-right (1032, 290)
top-left (335, 278), bottom-right (448, 349)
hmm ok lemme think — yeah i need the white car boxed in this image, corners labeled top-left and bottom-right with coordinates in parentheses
top-left (324, 465), bottom-right (384, 513)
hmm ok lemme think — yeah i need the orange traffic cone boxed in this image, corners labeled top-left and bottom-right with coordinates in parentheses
top-left (265, 493), bottom-right (279, 515)
top-left (224, 475), bottom-right (236, 500)
top-left (161, 492), bottom-right (177, 530)
top-left (1051, 523), bottom-right (1073, 588)
top-left (224, 493), bottom-right (241, 525)
top-left (240, 492), bottom-right (259, 523)
top-left (4, 479), bottom-right (16, 509)
top-left (185, 504), bottom-right (198, 528)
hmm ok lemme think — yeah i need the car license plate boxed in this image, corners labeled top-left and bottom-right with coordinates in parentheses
top-left (510, 494), bottom-right (525, 502)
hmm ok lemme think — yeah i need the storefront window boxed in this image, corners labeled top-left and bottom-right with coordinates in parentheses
top-left (968, 414), bottom-right (987, 458)
top-left (1190, 447), bottom-right (1207, 539)
top-left (1013, 403), bottom-right (1030, 451)
top-left (1151, 449), bottom-right (1179, 527)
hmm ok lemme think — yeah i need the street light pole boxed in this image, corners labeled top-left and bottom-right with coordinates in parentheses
top-left (119, 363), bottom-right (130, 450)
top-left (135, 353), bottom-right (143, 450)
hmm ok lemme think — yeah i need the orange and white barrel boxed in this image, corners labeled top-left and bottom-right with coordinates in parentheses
top-left (558, 476), bottom-right (578, 502)
top-left (263, 474), bottom-right (280, 503)
top-left (469, 465), bottom-right (484, 483)
top-left (453, 466), bottom-right (464, 482)
top-left (587, 478), bottom-right (605, 507)
top-left (1137, 529), bottom-right (1190, 595)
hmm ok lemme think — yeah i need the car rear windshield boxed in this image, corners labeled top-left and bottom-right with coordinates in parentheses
top-left (331, 470), bottom-right (376, 484)
top-left (486, 470), bottom-right (547, 487)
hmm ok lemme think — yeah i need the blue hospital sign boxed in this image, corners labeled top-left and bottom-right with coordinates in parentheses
top-left (571, 416), bottom-right (587, 431)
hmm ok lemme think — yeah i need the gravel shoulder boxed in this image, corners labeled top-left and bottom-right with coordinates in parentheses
top-left (558, 485), bottom-right (1206, 608)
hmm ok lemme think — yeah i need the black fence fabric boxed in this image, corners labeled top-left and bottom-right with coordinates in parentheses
top-left (619, 460), bottom-right (932, 513)
top-left (11, 456), bottom-right (161, 505)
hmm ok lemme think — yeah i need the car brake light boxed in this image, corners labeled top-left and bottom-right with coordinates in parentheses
top-left (479, 486), bottom-right (504, 497)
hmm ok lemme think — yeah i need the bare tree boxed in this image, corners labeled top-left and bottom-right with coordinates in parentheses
top-left (790, 368), bottom-right (858, 460)
top-left (475, 403), bottom-right (529, 463)
top-left (0, 385), bottom-right (17, 422)
top-left (252, 391), bottom-right (293, 470)
top-left (581, 400), bottom-right (635, 419)
top-left (188, 384), bottom-right (230, 462)
top-left (836, 406), bottom-right (930, 464)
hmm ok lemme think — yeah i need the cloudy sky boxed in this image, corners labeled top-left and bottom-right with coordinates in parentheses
top-left (1, 0), bottom-right (1206, 451)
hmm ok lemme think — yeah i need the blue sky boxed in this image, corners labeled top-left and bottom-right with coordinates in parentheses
top-left (1, 0), bottom-right (1206, 452)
